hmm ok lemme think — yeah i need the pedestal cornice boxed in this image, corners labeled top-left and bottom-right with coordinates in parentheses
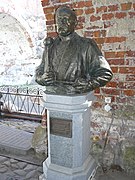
top-left (43, 91), bottom-right (96, 112)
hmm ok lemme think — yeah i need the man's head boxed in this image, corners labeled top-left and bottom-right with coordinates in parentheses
top-left (55, 6), bottom-right (77, 37)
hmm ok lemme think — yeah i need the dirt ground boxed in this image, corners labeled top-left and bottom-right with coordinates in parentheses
top-left (95, 167), bottom-right (135, 180)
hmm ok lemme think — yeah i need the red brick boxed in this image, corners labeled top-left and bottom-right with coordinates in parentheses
top-left (105, 51), bottom-right (125, 58)
top-left (76, 9), bottom-right (84, 16)
top-left (60, 0), bottom-right (70, 2)
top-left (45, 13), bottom-right (54, 21)
top-left (73, 2), bottom-right (85, 8)
top-left (110, 96), bottom-right (115, 102)
top-left (111, 66), bottom-right (118, 73)
top-left (41, 0), bottom-right (49, 6)
top-left (90, 15), bottom-right (101, 22)
top-left (85, 8), bottom-right (95, 15)
top-left (128, 12), bottom-right (135, 18)
top-left (92, 101), bottom-right (102, 108)
top-left (101, 88), bottom-right (120, 95)
top-left (73, 1), bottom-right (93, 9)
top-left (119, 67), bottom-right (135, 74)
top-left (126, 74), bottom-right (135, 81)
top-left (116, 51), bottom-right (126, 58)
top-left (121, 3), bottom-right (132, 11)
top-left (43, 7), bottom-right (54, 14)
top-left (108, 4), bottom-right (119, 12)
top-left (84, 1), bottom-right (93, 7)
top-left (124, 89), bottom-right (135, 96)
top-left (126, 50), bottom-right (135, 57)
top-left (96, 6), bottom-right (107, 13)
top-left (93, 31), bottom-right (100, 37)
top-left (106, 81), bottom-right (117, 88)
top-left (46, 20), bottom-right (55, 25)
top-left (105, 52), bottom-right (115, 58)
top-left (107, 59), bottom-right (124, 65)
top-left (94, 38), bottom-right (105, 44)
top-left (105, 37), bottom-right (126, 43)
top-left (78, 16), bottom-right (85, 23)
top-left (115, 12), bottom-right (127, 19)
top-left (47, 32), bottom-right (57, 38)
top-left (102, 13), bottom-right (114, 20)
top-left (133, 3), bottom-right (135, 10)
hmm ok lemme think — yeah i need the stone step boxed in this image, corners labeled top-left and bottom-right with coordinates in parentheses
top-left (0, 125), bottom-right (32, 155)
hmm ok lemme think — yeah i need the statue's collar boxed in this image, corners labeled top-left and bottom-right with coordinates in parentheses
top-left (59, 32), bottom-right (76, 42)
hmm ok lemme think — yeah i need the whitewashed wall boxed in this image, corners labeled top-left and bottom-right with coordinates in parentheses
top-left (0, 0), bottom-right (46, 85)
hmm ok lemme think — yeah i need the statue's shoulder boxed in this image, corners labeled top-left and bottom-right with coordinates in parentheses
top-left (76, 34), bottom-right (96, 47)
top-left (43, 36), bottom-right (60, 49)
top-left (43, 37), bottom-right (54, 46)
top-left (76, 34), bottom-right (102, 54)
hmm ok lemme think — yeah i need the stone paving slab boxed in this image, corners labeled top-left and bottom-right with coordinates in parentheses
top-left (0, 155), bottom-right (43, 180)
top-left (0, 125), bottom-right (32, 155)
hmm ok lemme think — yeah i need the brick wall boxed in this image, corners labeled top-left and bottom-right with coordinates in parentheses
top-left (41, 0), bottom-right (135, 107)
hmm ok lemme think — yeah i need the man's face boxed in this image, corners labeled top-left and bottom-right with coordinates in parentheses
top-left (56, 10), bottom-right (76, 37)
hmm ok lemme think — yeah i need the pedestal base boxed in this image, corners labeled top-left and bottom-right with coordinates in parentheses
top-left (40, 155), bottom-right (97, 180)
top-left (40, 92), bottom-right (97, 180)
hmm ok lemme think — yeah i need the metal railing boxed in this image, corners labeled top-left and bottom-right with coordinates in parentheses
top-left (0, 86), bottom-right (45, 121)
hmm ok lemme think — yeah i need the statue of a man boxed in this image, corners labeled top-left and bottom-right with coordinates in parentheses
top-left (35, 6), bottom-right (113, 95)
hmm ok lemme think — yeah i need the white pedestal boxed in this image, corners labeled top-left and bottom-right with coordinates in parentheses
top-left (40, 92), bottom-right (97, 180)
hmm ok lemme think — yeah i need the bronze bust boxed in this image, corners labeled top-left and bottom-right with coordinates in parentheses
top-left (35, 6), bottom-right (113, 95)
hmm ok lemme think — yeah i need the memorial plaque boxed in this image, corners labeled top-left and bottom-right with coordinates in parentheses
top-left (50, 118), bottom-right (72, 138)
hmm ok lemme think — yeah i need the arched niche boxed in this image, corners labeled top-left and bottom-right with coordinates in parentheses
top-left (0, 0), bottom-right (46, 86)
top-left (0, 13), bottom-right (36, 85)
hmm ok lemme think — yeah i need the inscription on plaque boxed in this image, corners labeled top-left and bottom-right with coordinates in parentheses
top-left (50, 118), bottom-right (72, 138)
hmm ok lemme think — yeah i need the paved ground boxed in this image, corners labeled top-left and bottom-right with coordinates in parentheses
top-left (0, 118), bottom-right (134, 180)
top-left (0, 155), bottom-right (43, 180)
top-left (0, 118), bottom-right (43, 179)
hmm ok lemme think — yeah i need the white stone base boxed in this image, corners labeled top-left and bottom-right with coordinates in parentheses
top-left (40, 92), bottom-right (97, 180)
top-left (41, 155), bottom-right (97, 180)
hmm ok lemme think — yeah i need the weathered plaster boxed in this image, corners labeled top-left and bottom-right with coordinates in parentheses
top-left (0, 0), bottom-right (46, 85)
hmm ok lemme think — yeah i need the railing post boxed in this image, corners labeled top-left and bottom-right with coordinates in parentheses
top-left (27, 87), bottom-right (29, 113)
top-left (0, 92), bottom-right (3, 116)
top-left (37, 88), bottom-right (40, 114)
top-left (16, 86), bottom-right (19, 111)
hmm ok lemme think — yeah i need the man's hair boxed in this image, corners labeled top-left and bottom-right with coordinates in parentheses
top-left (56, 6), bottom-right (77, 22)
